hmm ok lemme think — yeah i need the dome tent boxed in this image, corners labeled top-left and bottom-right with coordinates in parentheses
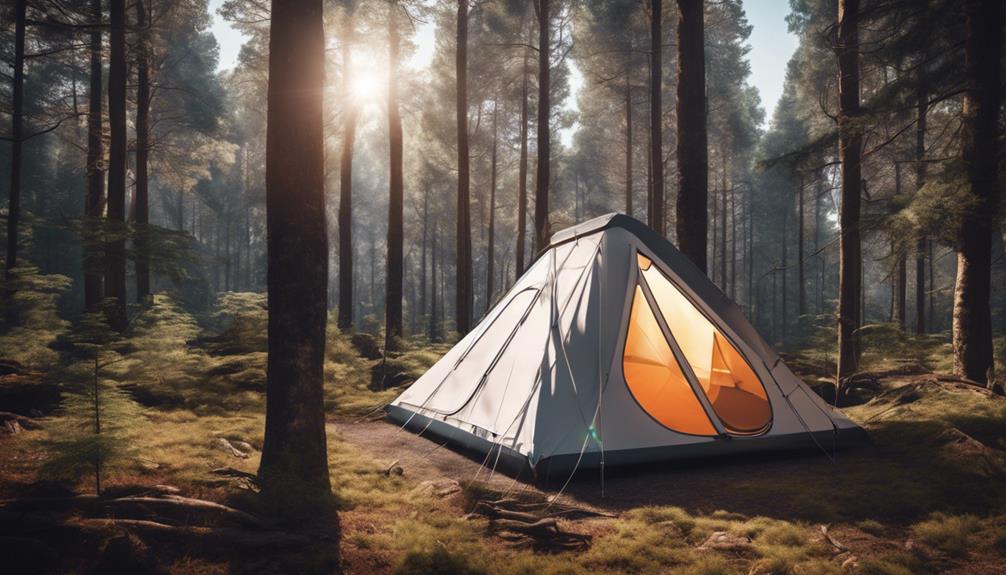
top-left (386, 213), bottom-right (866, 480)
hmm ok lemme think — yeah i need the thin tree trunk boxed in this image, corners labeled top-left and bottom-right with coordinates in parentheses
top-left (225, 213), bottom-right (232, 292)
top-left (134, 0), bottom-right (152, 302)
top-left (914, 82), bottom-right (927, 334)
top-left (84, 0), bottom-right (105, 312)
top-left (534, 0), bottom-right (551, 253)
top-left (386, 1), bottom-right (404, 344)
top-left (781, 200), bottom-right (788, 343)
top-left (106, 0), bottom-right (128, 331)
top-left (487, 101), bottom-right (498, 306)
top-left (730, 184), bottom-right (737, 300)
top-left (894, 163), bottom-right (906, 328)
top-left (455, 0), bottom-right (473, 334)
top-left (798, 174), bottom-right (806, 317)
top-left (815, 169), bottom-right (824, 313)
top-left (420, 182), bottom-right (428, 335)
top-left (649, 0), bottom-right (664, 235)
top-left (516, 22), bottom-right (530, 275)
top-left (953, 0), bottom-right (1002, 386)
top-left (836, 0), bottom-right (863, 385)
top-left (625, 72), bottom-right (633, 217)
top-left (675, 0), bottom-right (707, 270)
top-left (5, 0), bottom-right (26, 277)
top-left (338, 14), bottom-right (357, 331)
top-left (259, 0), bottom-right (330, 496)
top-left (719, 151), bottom-right (728, 289)
top-left (430, 223), bottom-right (439, 342)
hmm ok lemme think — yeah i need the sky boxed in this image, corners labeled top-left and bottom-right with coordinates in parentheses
top-left (207, 1), bottom-right (799, 137)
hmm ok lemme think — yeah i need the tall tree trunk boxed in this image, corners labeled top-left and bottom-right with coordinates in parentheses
top-left (106, 0), bottom-right (128, 331)
top-left (797, 174), bottom-right (806, 318)
top-left (815, 169), bottom-right (825, 312)
top-left (953, 0), bottom-right (1002, 386)
top-left (421, 182), bottom-right (429, 333)
top-left (386, 1), bottom-right (404, 344)
top-left (487, 101), bottom-right (498, 306)
top-left (5, 0), bottom-right (26, 278)
top-left (675, 0), bottom-right (707, 270)
top-left (338, 14), bottom-right (357, 331)
top-left (719, 152), bottom-right (727, 289)
top-left (534, 0), bottom-right (551, 253)
top-left (836, 0), bottom-right (863, 386)
top-left (224, 214), bottom-right (232, 292)
top-left (455, 0), bottom-right (473, 334)
top-left (625, 72), bottom-right (633, 217)
top-left (648, 0), bottom-right (664, 235)
top-left (730, 185), bottom-right (737, 300)
top-left (894, 163), bottom-right (906, 328)
top-left (430, 223), bottom-right (439, 342)
top-left (516, 25), bottom-right (530, 276)
top-left (781, 200), bottom-right (788, 342)
top-left (914, 82), bottom-right (927, 335)
top-left (134, 0), bottom-right (151, 303)
top-left (84, 0), bottom-right (105, 312)
top-left (259, 0), bottom-right (330, 496)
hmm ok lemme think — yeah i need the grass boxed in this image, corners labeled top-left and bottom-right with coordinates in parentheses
top-left (4, 290), bottom-right (1006, 573)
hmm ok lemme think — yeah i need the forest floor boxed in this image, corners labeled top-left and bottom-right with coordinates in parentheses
top-left (3, 291), bottom-right (1006, 574)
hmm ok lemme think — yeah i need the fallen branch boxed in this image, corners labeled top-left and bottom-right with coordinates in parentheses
top-left (820, 524), bottom-right (850, 556)
top-left (101, 496), bottom-right (267, 530)
top-left (72, 518), bottom-right (309, 547)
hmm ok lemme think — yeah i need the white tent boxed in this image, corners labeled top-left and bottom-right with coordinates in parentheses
top-left (387, 213), bottom-right (866, 478)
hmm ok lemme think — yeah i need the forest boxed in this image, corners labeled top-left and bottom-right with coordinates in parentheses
top-left (1, 0), bottom-right (1005, 573)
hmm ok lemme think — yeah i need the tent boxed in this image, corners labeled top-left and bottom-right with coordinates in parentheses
top-left (386, 213), bottom-right (866, 478)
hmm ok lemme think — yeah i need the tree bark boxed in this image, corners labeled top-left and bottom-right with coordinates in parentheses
top-left (516, 23), bottom-right (530, 275)
top-left (134, 0), bottom-right (152, 303)
top-left (386, 2), bottom-right (404, 344)
top-left (430, 223), bottom-right (439, 342)
top-left (487, 101), bottom-right (498, 306)
top-left (420, 181), bottom-right (428, 334)
top-left (797, 174), bottom-right (806, 317)
top-left (106, 0), bottom-right (128, 331)
top-left (625, 72), bottom-right (633, 217)
top-left (534, 0), bottom-right (551, 254)
top-left (649, 0), bottom-right (664, 235)
top-left (5, 0), bottom-right (26, 277)
top-left (719, 152), bottom-right (728, 289)
top-left (914, 81), bottom-right (927, 335)
top-left (675, 0), bottom-right (707, 270)
top-left (84, 0), bottom-right (105, 312)
top-left (893, 163), bottom-right (906, 328)
top-left (455, 0), bottom-right (473, 334)
top-left (953, 0), bottom-right (1002, 386)
top-left (781, 197), bottom-right (788, 342)
top-left (259, 0), bottom-right (331, 496)
top-left (338, 14), bottom-right (357, 331)
top-left (836, 0), bottom-right (863, 385)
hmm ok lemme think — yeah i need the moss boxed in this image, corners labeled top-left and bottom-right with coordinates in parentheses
top-left (394, 546), bottom-right (486, 575)
top-left (858, 551), bottom-right (931, 575)
top-left (677, 555), bottom-right (736, 575)
top-left (857, 519), bottom-right (886, 536)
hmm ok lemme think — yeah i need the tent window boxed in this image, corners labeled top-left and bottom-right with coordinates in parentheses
top-left (623, 285), bottom-right (718, 436)
top-left (639, 256), bottom-right (771, 434)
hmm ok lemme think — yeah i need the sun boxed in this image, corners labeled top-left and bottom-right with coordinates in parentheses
top-left (349, 66), bottom-right (382, 106)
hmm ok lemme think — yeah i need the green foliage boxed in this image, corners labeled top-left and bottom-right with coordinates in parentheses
top-left (0, 264), bottom-right (72, 368)
top-left (42, 309), bottom-right (143, 494)
top-left (111, 294), bottom-right (264, 413)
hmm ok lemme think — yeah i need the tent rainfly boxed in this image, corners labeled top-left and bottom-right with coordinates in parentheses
top-left (387, 213), bottom-right (867, 479)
